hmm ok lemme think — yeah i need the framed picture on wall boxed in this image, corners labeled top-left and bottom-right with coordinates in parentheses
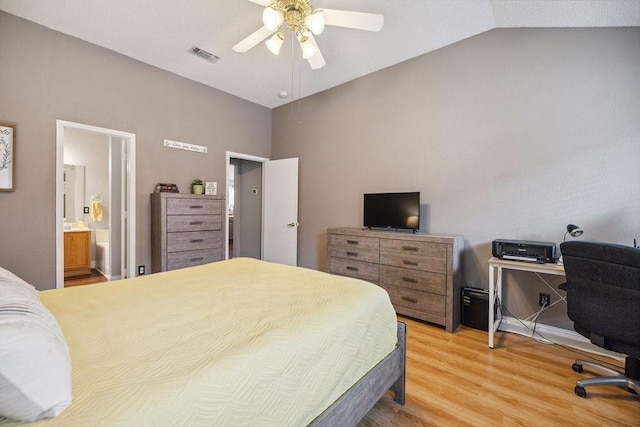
top-left (0, 122), bottom-right (16, 192)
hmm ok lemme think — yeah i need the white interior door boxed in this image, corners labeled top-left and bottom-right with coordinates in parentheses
top-left (262, 158), bottom-right (299, 266)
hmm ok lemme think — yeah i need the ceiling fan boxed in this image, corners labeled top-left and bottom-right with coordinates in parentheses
top-left (233, 0), bottom-right (384, 70)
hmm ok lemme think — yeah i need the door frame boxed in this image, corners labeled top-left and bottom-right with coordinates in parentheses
top-left (225, 151), bottom-right (269, 260)
top-left (56, 120), bottom-right (137, 288)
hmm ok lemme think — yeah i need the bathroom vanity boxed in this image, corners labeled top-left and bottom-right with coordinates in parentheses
top-left (64, 229), bottom-right (92, 278)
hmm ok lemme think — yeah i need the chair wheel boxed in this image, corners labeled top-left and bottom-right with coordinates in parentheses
top-left (572, 363), bottom-right (583, 373)
top-left (575, 385), bottom-right (587, 398)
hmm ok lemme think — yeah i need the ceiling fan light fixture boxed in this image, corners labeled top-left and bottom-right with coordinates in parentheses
top-left (263, 7), bottom-right (283, 31)
top-left (306, 10), bottom-right (325, 35)
top-left (235, 0), bottom-right (385, 69)
top-left (297, 33), bottom-right (317, 59)
top-left (265, 32), bottom-right (285, 55)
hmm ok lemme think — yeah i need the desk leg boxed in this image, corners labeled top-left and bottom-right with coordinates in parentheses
top-left (489, 265), bottom-right (495, 348)
top-left (496, 266), bottom-right (503, 329)
top-left (489, 265), bottom-right (503, 348)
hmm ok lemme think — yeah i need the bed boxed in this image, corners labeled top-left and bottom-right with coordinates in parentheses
top-left (0, 258), bottom-right (405, 426)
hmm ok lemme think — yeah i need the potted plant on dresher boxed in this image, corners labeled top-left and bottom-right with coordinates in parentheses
top-left (191, 178), bottom-right (204, 195)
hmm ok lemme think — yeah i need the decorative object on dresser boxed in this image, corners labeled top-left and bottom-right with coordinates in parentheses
top-left (205, 181), bottom-right (217, 195)
top-left (155, 182), bottom-right (179, 193)
top-left (327, 227), bottom-right (464, 332)
top-left (151, 193), bottom-right (225, 272)
top-left (191, 178), bottom-right (204, 195)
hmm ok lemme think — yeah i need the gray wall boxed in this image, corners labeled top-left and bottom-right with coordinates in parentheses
top-left (0, 11), bottom-right (271, 289)
top-left (272, 28), bottom-right (640, 329)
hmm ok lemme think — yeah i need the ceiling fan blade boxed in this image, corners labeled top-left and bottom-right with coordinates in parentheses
top-left (246, 0), bottom-right (271, 5)
top-left (322, 8), bottom-right (384, 32)
top-left (306, 34), bottom-right (326, 70)
top-left (233, 26), bottom-right (276, 53)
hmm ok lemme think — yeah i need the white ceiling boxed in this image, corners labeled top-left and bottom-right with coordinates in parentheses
top-left (1, 0), bottom-right (638, 109)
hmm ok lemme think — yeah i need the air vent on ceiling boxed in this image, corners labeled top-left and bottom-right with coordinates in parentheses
top-left (190, 46), bottom-right (220, 64)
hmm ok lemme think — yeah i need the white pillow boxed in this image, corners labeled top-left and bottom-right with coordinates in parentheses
top-left (0, 266), bottom-right (40, 302)
top-left (0, 267), bottom-right (72, 422)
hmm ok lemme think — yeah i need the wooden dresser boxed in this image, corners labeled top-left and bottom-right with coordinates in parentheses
top-left (64, 230), bottom-right (92, 278)
top-left (151, 193), bottom-right (225, 273)
top-left (327, 227), bottom-right (464, 332)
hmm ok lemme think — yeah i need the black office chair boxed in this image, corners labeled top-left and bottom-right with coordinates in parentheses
top-left (559, 241), bottom-right (640, 398)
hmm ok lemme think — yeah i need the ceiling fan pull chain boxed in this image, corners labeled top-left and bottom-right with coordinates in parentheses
top-left (290, 32), bottom-right (295, 113)
top-left (297, 47), bottom-right (303, 123)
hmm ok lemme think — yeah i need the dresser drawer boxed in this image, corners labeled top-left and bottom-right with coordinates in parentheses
top-left (381, 283), bottom-right (446, 318)
top-left (166, 198), bottom-right (222, 215)
top-left (167, 249), bottom-right (222, 270)
top-left (328, 257), bottom-right (379, 283)
top-left (380, 265), bottom-right (446, 295)
top-left (167, 215), bottom-right (221, 232)
top-left (329, 234), bottom-right (379, 263)
top-left (167, 231), bottom-right (223, 253)
top-left (380, 252), bottom-right (446, 274)
top-left (330, 233), bottom-right (379, 250)
top-left (380, 239), bottom-right (446, 258)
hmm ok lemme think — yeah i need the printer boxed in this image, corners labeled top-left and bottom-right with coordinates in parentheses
top-left (492, 239), bottom-right (558, 263)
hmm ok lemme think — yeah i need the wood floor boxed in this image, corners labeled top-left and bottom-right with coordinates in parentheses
top-left (358, 316), bottom-right (639, 427)
top-left (64, 269), bottom-right (108, 287)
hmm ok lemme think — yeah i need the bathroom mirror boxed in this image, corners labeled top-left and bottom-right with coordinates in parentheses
top-left (64, 164), bottom-right (85, 223)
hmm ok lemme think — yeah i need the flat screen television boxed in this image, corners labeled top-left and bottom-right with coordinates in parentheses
top-left (363, 192), bottom-right (420, 231)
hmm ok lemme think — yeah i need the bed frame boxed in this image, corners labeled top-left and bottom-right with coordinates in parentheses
top-left (311, 321), bottom-right (407, 426)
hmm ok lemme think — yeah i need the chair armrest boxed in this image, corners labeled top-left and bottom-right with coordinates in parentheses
top-left (558, 282), bottom-right (568, 291)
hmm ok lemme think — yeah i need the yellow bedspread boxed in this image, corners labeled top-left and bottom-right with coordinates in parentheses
top-left (3, 258), bottom-right (398, 426)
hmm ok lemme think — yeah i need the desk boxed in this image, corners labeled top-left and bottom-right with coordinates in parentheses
top-left (488, 257), bottom-right (565, 348)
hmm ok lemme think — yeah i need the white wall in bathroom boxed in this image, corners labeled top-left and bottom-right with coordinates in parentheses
top-left (63, 128), bottom-right (110, 229)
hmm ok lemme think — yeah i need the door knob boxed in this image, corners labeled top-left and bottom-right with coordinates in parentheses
top-left (287, 222), bottom-right (299, 228)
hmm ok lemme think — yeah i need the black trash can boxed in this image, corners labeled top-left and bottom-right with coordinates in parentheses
top-left (461, 287), bottom-right (490, 331)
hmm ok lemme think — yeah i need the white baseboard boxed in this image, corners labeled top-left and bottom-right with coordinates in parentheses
top-left (498, 316), bottom-right (625, 363)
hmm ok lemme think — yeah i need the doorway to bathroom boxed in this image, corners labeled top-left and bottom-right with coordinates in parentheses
top-left (55, 120), bottom-right (136, 288)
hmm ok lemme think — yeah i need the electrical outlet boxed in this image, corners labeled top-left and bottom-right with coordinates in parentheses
top-left (83, 206), bottom-right (90, 214)
top-left (138, 265), bottom-right (145, 276)
top-left (539, 293), bottom-right (550, 307)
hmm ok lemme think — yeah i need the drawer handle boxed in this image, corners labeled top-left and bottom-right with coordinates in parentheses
top-left (190, 205), bottom-right (204, 209)
top-left (190, 221), bottom-right (203, 225)
top-left (190, 257), bottom-right (204, 262)
top-left (190, 239), bottom-right (203, 243)
top-left (346, 266), bottom-right (359, 272)
top-left (402, 277), bottom-right (418, 284)
top-left (346, 240), bottom-right (359, 245)
top-left (401, 296), bottom-right (418, 304)
top-left (402, 260), bottom-right (419, 266)
top-left (403, 246), bottom-right (419, 251)
top-left (346, 251), bottom-right (359, 257)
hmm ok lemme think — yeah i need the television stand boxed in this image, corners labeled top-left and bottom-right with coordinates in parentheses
top-left (327, 227), bottom-right (464, 332)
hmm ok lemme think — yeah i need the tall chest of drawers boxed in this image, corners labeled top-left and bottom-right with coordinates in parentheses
top-left (327, 227), bottom-right (464, 332)
top-left (151, 193), bottom-right (225, 272)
